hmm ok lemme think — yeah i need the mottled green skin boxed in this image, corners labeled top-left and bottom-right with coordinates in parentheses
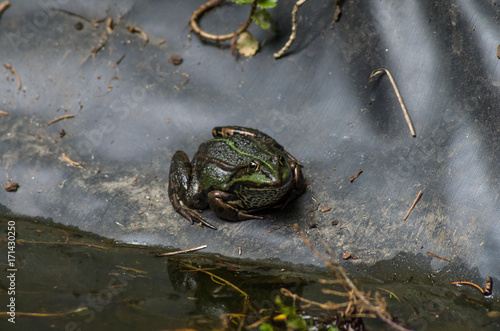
top-left (168, 126), bottom-right (306, 229)
top-left (196, 135), bottom-right (292, 205)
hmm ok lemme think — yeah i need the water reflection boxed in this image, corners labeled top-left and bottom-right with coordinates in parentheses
top-left (0, 214), bottom-right (498, 330)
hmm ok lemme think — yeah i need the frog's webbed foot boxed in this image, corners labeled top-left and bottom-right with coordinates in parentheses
top-left (169, 151), bottom-right (216, 230)
top-left (169, 195), bottom-right (216, 229)
top-left (237, 210), bottom-right (264, 221)
top-left (208, 191), bottom-right (263, 222)
top-left (174, 201), bottom-right (217, 230)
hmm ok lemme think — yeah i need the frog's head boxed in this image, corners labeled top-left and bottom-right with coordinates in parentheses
top-left (228, 151), bottom-right (293, 209)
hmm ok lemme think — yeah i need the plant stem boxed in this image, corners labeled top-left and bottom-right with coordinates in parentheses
top-left (190, 0), bottom-right (257, 42)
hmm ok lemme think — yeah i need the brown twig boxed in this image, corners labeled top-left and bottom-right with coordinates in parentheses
top-left (0, 110), bottom-right (8, 116)
top-left (274, 0), bottom-right (308, 59)
top-left (377, 287), bottom-right (402, 303)
top-left (231, 33), bottom-right (238, 56)
top-left (321, 288), bottom-right (351, 297)
top-left (116, 265), bottom-right (147, 274)
top-left (452, 277), bottom-right (493, 296)
top-left (330, 0), bottom-right (341, 29)
top-left (451, 281), bottom-right (485, 295)
top-left (62, 153), bottom-right (82, 168)
top-left (369, 68), bottom-right (416, 137)
top-left (19, 239), bottom-right (107, 249)
top-left (52, 8), bottom-right (91, 22)
top-left (349, 169), bottom-right (363, 182)
top-left (116, 54), bottom-right (125, 65)
top-left (307, 184), bottom-right (321, 205)
top-left (190, 0), bottom-right (256, 42)
top-left (281, 288), bottom-right (348, 311)
top-left (106, 17), bottom-right (114, 34)
top-left (92, 17), bottom-right (107, 24)
top-left (0, 237), bottom-right (109, 250)
top-left (61, 229), bottom-right (70, 243)
top-left (294, 224), bottom-right (411, 331)
top-left (47, 114), bottom-right (75, 126)
top-left (0, 307), bottom-right (88, 318)
top-left (182, 263), bottom-right (249, 331)
top-left (403, 190), bottom-right (422, 220)
top-left (156, 244), bottom-right (207, 256)
top-left (0, 1), bottom-right (10, 19)
top-left (426, 251), bottom-right (451, 262)
top-left (4, 63), bottom-right (21, 90)
top-left (126, 24), bottom-right (149, 43)
top-left (91, 32), bottom-right (108, 54)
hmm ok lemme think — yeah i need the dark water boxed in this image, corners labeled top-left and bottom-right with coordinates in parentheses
top-left (0, 214), bottom-right (498, 331)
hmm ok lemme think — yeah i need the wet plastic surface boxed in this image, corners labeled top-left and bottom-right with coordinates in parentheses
top-left (1, 0), bottom-right (499, 282)
top-left (0, 214), bottom-right (498, 330)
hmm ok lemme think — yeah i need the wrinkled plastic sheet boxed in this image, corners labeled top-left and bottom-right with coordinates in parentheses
top-left (1, 0), bottom-right (499, 281)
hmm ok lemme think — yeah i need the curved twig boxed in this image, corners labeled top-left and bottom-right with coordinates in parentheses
top-left (47, 114), bottom-right (75, 126)
top-left (0, 1), bottom-right (10, 19)
top-left (452, 277), bottom-right (493, 296)
top-left (274, 0), bottom-right (308, 59)
top-left (369, 68), bottom-right (416, 137)
top-left (4, 63), bottom-right (21, 90)
top-left (190, 0), bottom-right (256, 42)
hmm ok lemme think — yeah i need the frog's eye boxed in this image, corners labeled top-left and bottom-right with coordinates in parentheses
top-left (248, 161), bottom-right (260, 172)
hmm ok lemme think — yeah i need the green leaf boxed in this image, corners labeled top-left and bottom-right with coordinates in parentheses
top-left (251, 9), bottom-right (274, 30)
top-left (231, 0), bottom-right (255, 5)
top-left (274, 295), bottom-right (308, 331)
top-left (259, 323), bottom-right (274, 331)
top-left (257, 0), bottom-right (277, 9)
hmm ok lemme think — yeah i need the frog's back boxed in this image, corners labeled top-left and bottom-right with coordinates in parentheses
top-left (198, 135), bottom-right (262, 167)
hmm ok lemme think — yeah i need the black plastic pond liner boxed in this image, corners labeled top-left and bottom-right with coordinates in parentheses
top-left (1, 1), bottom-right (499, 284)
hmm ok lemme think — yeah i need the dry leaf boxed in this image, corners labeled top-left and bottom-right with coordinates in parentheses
top-left (236, 32), bottom-right (259, 57)
top-left (487, 311), bottom-right (500, 318)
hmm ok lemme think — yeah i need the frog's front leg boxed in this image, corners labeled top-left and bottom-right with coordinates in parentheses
top-left (277, 157), bottom-right (307, 209)
top-left (289, 158), bottom-right (307, 198)
top-left (208, 191), bottom-right (264, 222)
top-left (168, 151), bottom-right (217, 230)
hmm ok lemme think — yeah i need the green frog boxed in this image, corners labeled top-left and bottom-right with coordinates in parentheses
top-left (168, 126), bottom-right (307, 230)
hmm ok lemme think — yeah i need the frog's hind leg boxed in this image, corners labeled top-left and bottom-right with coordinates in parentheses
top-left (213, 126), bottom-right (286, 153)
top-left (213, 126), bottom-right (273, 142)
top-left (168, 151), bottom-right (216, 230)
top-left (208, 190), bottom-right (263, 222)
